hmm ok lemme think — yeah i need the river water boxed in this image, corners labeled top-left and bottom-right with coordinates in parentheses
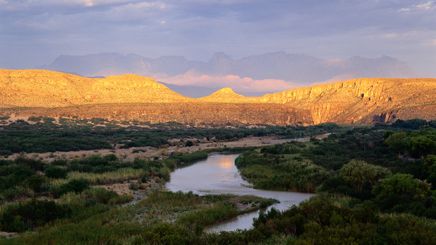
top-left (165, 153), bottom-right (313, 232)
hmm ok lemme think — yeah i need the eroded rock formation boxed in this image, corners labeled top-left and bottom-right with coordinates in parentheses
top-left (0, 69), bottom-right (435, 125)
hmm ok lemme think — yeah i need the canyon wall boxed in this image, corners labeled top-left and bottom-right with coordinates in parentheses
top-left (1, 69), bottom-right (435, 125)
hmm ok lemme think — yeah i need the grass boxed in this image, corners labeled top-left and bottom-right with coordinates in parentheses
top-left (66, 168), bottom-right (146, 185)
top-left (5, 191), bottom-right (274, 244)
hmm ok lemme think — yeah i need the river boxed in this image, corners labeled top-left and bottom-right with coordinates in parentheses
top-left (165, 153), bottom-right (313, 232)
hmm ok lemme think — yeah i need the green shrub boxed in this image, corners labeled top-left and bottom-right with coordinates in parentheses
top-left (54, 179), bottom-right (90, 197)
top-left (0, 200), bottom-right (71, 232)
top-left (373, 174), bottom-right (435, 218)
top-left (338, 160), bottom-right (391, 198)
top-left (44, 166), bottom-right (68, 179)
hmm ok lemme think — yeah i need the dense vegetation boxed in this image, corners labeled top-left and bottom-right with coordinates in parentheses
top-left (1, 119), bottom-right (435, 244)
top-left (222, 120), bottom-right (436, 243)
top-left (5, 192), bottom-right (274, 244)
top-left (204, 195), bottom-right (436, 244)
top-left (0, 117), bottom-right (338, 156)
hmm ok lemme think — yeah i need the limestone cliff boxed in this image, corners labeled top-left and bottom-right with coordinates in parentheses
top-left (260, 78), bottom-right (436, 124)
top-left (0, 69), bottom-right (435, 125)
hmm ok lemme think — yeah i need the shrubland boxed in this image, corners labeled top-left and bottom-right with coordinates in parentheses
top-left (0, 119), bottom-right (435, 244)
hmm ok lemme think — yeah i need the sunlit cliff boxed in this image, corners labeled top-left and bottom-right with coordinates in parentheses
top-left (0, 69), bottom-right (435, 125)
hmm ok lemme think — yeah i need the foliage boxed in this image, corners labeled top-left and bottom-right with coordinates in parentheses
top-left (44, 166), bottom-right (68, 179)
top-left (53, 179), bottom-right (90, 197)
top-left (1, 119), bottom-right (436, 244)
top-left (385, 129), bottom-right (436, 158)
top-left (0, 200), bottom-right (71, 232)
top-left (0, 118), bottom-right (337, 156)
top-left (337, 160), bottom-right (391, 198)
top-left (7, 192), bottom-right (267, 244)
top-left (237, 151), bottom-right (328, 192)
top-left (373, 174), bottom-right (435, 218)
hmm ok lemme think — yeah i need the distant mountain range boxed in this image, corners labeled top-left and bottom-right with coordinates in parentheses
top-left (44, 52), bottom-right (415, 96)
top-left (1, 69), bottom-right (434, 125)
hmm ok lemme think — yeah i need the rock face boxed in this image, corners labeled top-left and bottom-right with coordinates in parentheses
top-left (0, 69), bottom-right (435, 125)
top-left (260, 78), bottom-right (436, 124)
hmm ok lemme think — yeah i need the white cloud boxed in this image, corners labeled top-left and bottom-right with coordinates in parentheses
top-left (399, 1), bottom-right (434, 13)
top-left (158, 71), bottom-right (294, 94)
top-left (398, 7), bottom-right (411, 13)
top-left (416, 1), bottom-right (434, 10)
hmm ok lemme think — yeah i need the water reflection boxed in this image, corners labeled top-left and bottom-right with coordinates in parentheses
top-left (218, 156), bottom-right (234, 169)
top-left (166, 153), bottom-right (313, 232)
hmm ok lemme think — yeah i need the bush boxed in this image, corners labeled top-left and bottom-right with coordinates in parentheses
top-left (25, 175), bottom-right (48, 193)
top-left (373, 174), bottom-right (434, 217)
top-left (44, 166), bottom-right (68, 179)
top-left (0, 200), bottom-right (71, 232)
top-left (136, 223), bottom-right (196, 245)
top-left (55, 179), bottom-right (90, 197)
top-left (82, 188), bottom-right (132, 205)
top-left (339, 160), bottom-right (391, 198)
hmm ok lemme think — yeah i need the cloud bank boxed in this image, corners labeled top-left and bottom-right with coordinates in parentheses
top-left (0, 0), bottom-right (435, 77)
top-left (159, 71), bottom-right (294, 94)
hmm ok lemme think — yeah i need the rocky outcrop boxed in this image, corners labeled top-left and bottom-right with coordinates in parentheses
top-left (260, 78), bottom-right (436, 124)
top-left (0, 69), bottom-right (435, 125)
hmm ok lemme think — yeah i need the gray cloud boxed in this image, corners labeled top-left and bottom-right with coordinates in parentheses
top-left (0, 0), bottom-right (435, 76)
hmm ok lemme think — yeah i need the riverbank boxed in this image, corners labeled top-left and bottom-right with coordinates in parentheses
top-left (166, 153), bottom-right (313, 232)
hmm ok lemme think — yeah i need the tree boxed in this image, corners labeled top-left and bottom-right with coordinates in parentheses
top-left (385, 132), bottom-right (408, 154)
top-left (373, 174), bottom-right (432, 214)
top-left (339, 160), bottom-right (391, 197)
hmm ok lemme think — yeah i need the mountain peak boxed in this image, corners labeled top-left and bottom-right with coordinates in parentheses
top-left (199, 87), bottom-right (254, 103)
top-left (208, 87), bottom-right (243, 98)
top-left (215, 87), bottom-right (237, 94)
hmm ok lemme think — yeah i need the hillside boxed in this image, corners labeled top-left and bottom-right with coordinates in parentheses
top-left (0, 69), bottom-right (189, 107)
top-left (198, 88), bottom-right (258, 103)
top-left (260, 78), bottom-right (436, 124)
top-left (0, 69), bottom-right (435, 125)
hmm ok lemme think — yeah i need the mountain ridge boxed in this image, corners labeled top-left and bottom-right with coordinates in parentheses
top-left (0, 69), bottom-right (435, 125)
top-left (43, 52), bottom-right (415, 96)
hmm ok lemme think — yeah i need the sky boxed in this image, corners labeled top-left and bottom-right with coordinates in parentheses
top-left (0, 0), bottom-right (435, 76)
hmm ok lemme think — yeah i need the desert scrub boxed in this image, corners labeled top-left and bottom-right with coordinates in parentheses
top-left (65, 168), bottom-right (145, 185)
top-left (6, 192), bottom-right (274, 244)
top-left (236, 150), bottom-right (328, 192)
top-left (0, 199), bottom-right (71, 232)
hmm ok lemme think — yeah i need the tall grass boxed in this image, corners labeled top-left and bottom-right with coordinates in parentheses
top-left (66, 168), bottom-right (145, 185)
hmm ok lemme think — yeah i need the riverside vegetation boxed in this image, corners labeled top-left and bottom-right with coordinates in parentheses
top-left (0, 116), bottom-right (337, 156)
top-left (0, 119), bottom-right (435, 244)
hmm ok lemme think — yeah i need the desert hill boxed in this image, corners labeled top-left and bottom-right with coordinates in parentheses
top-left (198, 88), bottom-right (258, 103)
top-left (0, 70), bottom-right (189, 107)
top-left (0, 69), bottom-right (435, 125)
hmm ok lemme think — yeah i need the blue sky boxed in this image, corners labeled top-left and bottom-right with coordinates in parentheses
top-left (0, 0), bottom-right (435, 76)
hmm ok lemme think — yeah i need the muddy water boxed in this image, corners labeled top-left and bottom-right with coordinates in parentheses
top-left (166, 154), bottom-right (313, 232)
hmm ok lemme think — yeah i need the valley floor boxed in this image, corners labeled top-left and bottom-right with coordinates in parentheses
top-left (0, 119), bottom-right (435, 244)
top-left (1, 136), bottom-right (310, 162)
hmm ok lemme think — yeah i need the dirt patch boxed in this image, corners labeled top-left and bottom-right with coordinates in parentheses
top-left (1, 136), bottom-right (310, 162)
